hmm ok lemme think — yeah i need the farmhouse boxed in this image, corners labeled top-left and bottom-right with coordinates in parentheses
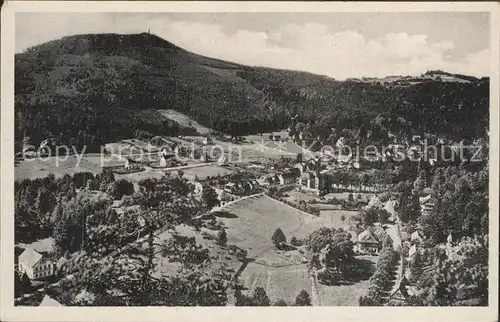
top-left (355, 229), bottom-right (381, 255)
top-left (18, 248), bottom-right (54, 280)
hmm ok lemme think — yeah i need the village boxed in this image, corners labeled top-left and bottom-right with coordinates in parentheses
top-left (14, 114), bottom-right (484, 307)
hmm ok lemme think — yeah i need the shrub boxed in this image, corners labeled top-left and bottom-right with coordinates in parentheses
top-left (295, 290), bottom-right (312, 306)
top-left (273, 299), bottom-right (288, 306)
top-left (290, 237), bottom-right (303, 247)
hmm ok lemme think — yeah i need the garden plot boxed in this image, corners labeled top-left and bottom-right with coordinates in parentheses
top-left (240, 262), bottom-right (312, 304)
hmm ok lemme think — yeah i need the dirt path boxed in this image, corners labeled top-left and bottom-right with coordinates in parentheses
top-left (310, 271), bottom-right (321, 306)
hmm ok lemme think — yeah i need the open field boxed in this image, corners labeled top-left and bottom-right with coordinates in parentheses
top-left (178, 165), bottom-right (234, 181)
top-left (158, 109), bottom-right (212, 135)
top-left (317, 279), bottom-right (369, 306)
top-left (317, 210), bottom-right (361, 230)
top-left (211, 138), bottom-right (299, 162)
top-left (15, 154), bottom-right (126, 181)
top-left (218, 194), bottom-right (359, 261)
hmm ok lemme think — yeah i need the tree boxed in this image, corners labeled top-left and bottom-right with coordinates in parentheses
top-left (340, 215), bottom-right (346, 222)
top-left (361, 208), bottom-right (378, 227)
top-left (202, 185), bottom-right (219, 210)
top-left (14, 271), bottom-right (22, 298)
top-left (252, 287), bottom-right (271, 306)
top-left (378, 209), bottom-right (390, 224)
top-left (107, 179), bottom-right (134, 200)
top-left (271, 228), bottom-right (287, 249)
top-left (20, 272), bottom-right (32, 295)
top-left (348, 193), bottom-right (354, 202)
top-left (216, 228), bottom-right (228, 246)
top-left (295, 290), bottom-right (312, 306)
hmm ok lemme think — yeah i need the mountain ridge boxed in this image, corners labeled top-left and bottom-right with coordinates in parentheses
top-left (15, 33), bottom-right (489, 151)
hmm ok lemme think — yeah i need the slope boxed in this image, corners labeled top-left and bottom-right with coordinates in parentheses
top-left (15, 33), bottom-right (489, 152)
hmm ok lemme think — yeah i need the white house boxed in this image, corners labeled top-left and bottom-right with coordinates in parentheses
top-left (192, 181), bottom-right (204, 196)
top-left (18, 248), bottom-right (54, 280)
top-left (203, 137), bottom-right (214, 145)
top-left (419, 194), bottom-right (435, 216)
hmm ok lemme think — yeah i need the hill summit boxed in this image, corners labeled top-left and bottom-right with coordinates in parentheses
top-left (15, 33), bottom-right (489, 151)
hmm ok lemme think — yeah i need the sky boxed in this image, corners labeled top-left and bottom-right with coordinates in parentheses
top-left (15, 12), bottom-right (490, 79)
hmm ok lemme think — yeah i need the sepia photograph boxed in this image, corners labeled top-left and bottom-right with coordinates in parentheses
top-left (1, 2), bottom-right (499, 321)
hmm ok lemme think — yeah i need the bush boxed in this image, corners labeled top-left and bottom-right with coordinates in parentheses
top-left (295, 290), bottom-right (312, 306)
top-left (290, 237), bottom-right (303, 247)
top-left (273, 299), bottom-right (288, 306)
top-left (107, 179), bottom-right (134, 200)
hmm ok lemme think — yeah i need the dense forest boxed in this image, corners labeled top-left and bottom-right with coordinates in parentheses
top-left (15, 33), bottom-right (489, 151)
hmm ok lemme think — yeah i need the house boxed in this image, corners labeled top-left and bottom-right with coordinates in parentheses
top-left (39, 295), bottom-right (63, 307)
top-left (278, 172), bottom-right (298, 185)
top-left (298, 170), bottom-right (330, 195)
top-left (216, 189), bottom-right (235, 207)
top-left (412, 135), bottom-right (422, 142)
top-left (335, 137), bottom-right (346, 149)
top-left (277, 168), bottom-right (300, 185)
top-left (419, 194), bottom-right (435, 216)
top-left (56, 256), bottom-right (69, 276)
top-left (192, 181), bottom-right (204, 196)
top-left (217, 155), bottom-right (229, 166)
top-left (336, 154), bottom-right (352, 166)
top-left (355, 229), bottom-right (381, 255)
top-left (224, 182), bottom-right (238, 194)
top-left (299, 171), bottom-right (319, 191)
top-left (295, 162), bottom-right (307, 174)
top-left (203, 137), bottom-right (214, 145)
top-left (18, 248), bottom-right (54, 280)
top-left (408, 244), bottom-right (418, 258)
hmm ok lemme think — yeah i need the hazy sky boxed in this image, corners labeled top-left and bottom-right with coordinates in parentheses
top-left (16, 12), bottom-right (490, 79)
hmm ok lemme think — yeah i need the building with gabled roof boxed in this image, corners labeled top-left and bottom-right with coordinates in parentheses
top-left (355, 229), bottom-right (381, 255)
top-left (39, 295), bottom-right (63, 306)
top-left (18, 248), bottom-right (54, 280)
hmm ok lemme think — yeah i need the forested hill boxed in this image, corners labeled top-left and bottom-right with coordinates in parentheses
top-left (15, 33), bottom-right (489, 151)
